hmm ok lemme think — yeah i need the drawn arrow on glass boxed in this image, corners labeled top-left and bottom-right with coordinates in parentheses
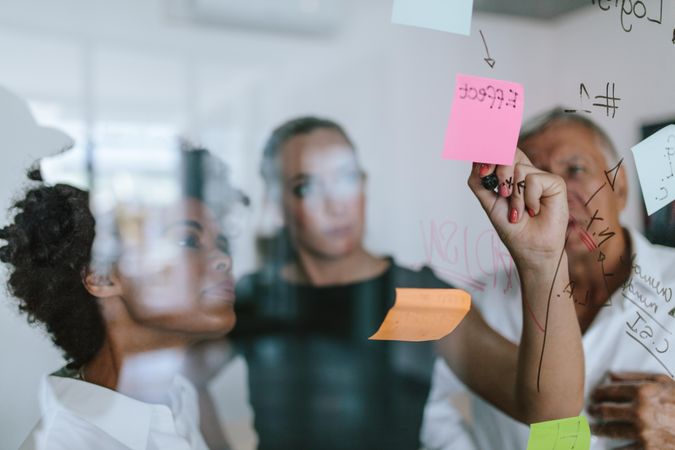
top-left (480, 30), bottom-right (495, 69)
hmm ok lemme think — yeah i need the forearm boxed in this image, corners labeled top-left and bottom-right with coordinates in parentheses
top-left (515, 253), bottom-right (585, 423)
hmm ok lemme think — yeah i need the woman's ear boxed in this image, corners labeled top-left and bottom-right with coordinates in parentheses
top-left (82, 268), bottom-right (123, 298)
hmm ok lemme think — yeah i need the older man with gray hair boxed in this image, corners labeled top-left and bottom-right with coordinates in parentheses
top-left (422, 108), bottom-right (675, 450)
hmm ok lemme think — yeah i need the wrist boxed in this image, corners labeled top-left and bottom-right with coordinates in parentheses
top-left (517, 251), bottom-right (568, 281)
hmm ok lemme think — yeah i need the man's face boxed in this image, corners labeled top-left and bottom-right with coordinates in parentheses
top-left (519, 121), bottom-right (627, 257)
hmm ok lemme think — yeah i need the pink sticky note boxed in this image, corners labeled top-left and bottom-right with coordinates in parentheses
top-left (443, 73), bottom-right (524, 166)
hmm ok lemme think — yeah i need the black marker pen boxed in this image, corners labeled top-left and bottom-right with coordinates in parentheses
top-left (481, 173), bottom-right (499, 191)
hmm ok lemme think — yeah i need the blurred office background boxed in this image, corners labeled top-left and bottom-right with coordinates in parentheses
top-left (0, 0), bottom-right (673, 448)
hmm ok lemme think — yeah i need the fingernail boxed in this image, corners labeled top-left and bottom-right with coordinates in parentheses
top-left (509, 208), bottom-right (518, 224)
top-left (499, 184), bottom-right (509, 197)
top-left (527, 207), bottom-right (535, 217)
top-left (479, 164), bottom-right (490, 177)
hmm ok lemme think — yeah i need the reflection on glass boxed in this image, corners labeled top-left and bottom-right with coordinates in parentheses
top-left (1, 145), bottom-right (255, 450)
top-left (232, 117), bottom-right (450, 450)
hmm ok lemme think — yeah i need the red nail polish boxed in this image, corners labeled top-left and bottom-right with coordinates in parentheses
top-left (527, 207), bottom-right (535, 217)
top-left (479, 164), bottom-right (490, 177)
top-left (509, 208), bottom-right (518, 223)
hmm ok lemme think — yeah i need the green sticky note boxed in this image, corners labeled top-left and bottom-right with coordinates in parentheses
top-left (526, 416), bottom-right (590, 450)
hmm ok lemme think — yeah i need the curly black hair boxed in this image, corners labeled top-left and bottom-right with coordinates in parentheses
top-left (0, 168), bottom-right (103, 368)
top-left (0, 148), bottom-right (247, 368)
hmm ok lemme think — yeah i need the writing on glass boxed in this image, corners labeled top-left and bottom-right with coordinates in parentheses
top-left (564, 82), bottom-right (621, 119)
top-left (591, 0), bottom-right (663, 33)
top-left (631, 125), bottom-right (675, 215)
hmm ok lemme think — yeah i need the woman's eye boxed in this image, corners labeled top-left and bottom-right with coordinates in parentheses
top-left (332, 173), bottom-right (362, 198)
top-left (216, 236), bottom-right (230, 255)
top-left (342, 170), bottom-right (362, 184)
top-left (178, 234), bottom-right (201, 249)
top-left (292, 183), bottom-right (315, 199)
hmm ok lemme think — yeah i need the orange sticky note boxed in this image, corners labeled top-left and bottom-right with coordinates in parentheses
top-left (369, 288), bottom-right (471, 342)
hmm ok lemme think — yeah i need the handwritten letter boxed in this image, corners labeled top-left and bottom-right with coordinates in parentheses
top-left (631, 124), bottom-right (675, 215)
top-left (526, 416), bottom-right (591, 450)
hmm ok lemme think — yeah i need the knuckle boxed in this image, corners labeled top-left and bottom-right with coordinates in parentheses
top-left (640, 384), bottom-right (658, 399)
top-left (639, 427), bottom-right (654, 444)
top-left (655, 374), bottom-right (671, 383)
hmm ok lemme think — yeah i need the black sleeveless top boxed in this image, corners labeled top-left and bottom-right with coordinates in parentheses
top-left (232, 259), bottom-right (450, 450)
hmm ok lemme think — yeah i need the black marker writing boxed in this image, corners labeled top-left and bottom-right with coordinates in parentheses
top-left (516, 180), bottom-right (526, 195)
top-left (479, 30), bottom-right (496, 69)
top-left (565, 82), bottom-right (621, 118)
top-left (596, 227), bottom-right (616, 247)
top-left (458, 83), bottom-right (518, 109)
top-left (605, 158), bottom-right (624, 191)
top-left (625, 310), bottom-right (673, 377)
top-left (623, 276), bottom-right (659, 313)
top-left (591, 0), bottom-right (663, 33)
top-left (537, 234), bottom-right (570, 392)
top-left (578, 290), bottom-right (591, 306)
top-left (584, 182), bottom-right (608, 207)
top-left (564, 83), bottom-right (592, 115)
top-left (654, 135), bottom-right (674, 202)
top-left (630, 254), bottom-right (673, 303)
top-left (665, 135), bottom-right (674, 180)
top-left (586, 209), bottom-right (604, 231)
top-left (502, 176), bottom-right (514, 190)
top-left (592, 82), bottom-right (621, 118)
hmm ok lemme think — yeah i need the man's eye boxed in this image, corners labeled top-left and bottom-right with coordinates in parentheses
top-left (568, 165), bottom-right (585, 175)
top-left (178, 234), bottom-right (201, 249)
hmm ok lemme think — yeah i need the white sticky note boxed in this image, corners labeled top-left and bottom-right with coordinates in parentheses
top-left (631, 124), bottom-right (675, 215)
top-left (392, 0), bottom-right (474, 36)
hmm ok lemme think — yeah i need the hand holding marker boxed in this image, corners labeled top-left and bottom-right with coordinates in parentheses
top-left (479, 162), bottom-right (597, 252)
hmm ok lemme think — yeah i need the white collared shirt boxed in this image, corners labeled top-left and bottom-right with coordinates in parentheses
top-left (20, 355), bottom-right (257, 450)
top-left (421, 229), bottom-right (675, 450)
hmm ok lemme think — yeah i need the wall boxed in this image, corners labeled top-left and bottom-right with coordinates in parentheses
top-left (552, 0), bottom-right (675, 229)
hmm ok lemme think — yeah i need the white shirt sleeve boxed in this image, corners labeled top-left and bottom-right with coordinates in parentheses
top-left (207, 355), bottom-right (258, 450)
top-left (420, 358), bottom-right (479, 450)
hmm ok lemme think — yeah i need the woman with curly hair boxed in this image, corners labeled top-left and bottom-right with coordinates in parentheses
top-left (3, 149), bottom-right (256, 450)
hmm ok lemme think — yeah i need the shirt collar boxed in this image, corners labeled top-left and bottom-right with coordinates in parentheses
top-left (41, 375), bottom-right (158, 450)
